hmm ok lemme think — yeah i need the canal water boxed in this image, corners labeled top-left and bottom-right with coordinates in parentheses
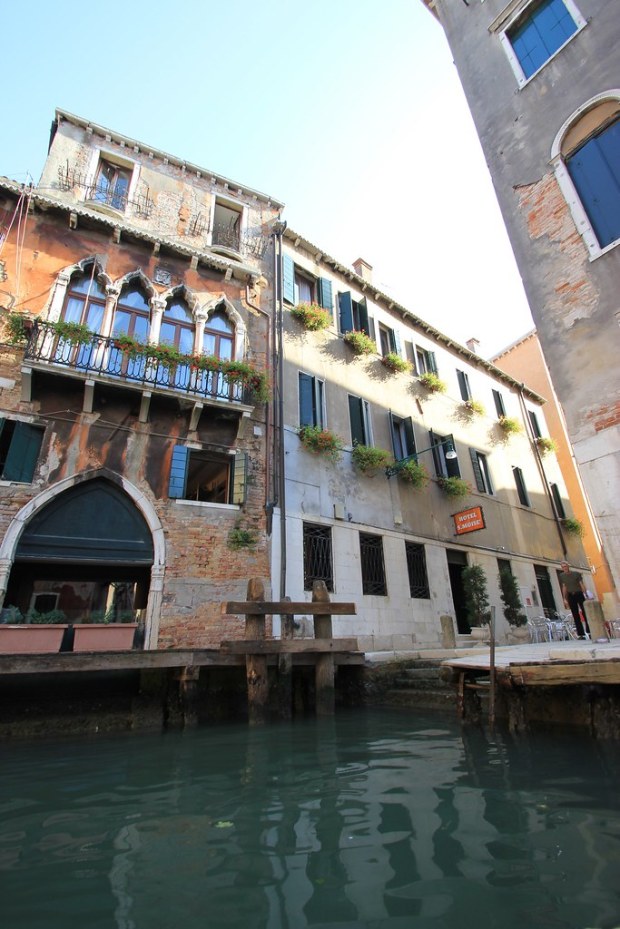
top-left (2, 708), bottom-right (620, 929)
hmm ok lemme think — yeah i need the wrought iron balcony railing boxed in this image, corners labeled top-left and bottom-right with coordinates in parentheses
top-left (24, 321), bottom-right (253, 405)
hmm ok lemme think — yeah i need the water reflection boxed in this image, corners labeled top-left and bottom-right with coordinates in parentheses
top-left (2, 710), bottom-right (620, 929)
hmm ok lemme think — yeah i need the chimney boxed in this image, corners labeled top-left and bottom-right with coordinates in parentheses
top-left (466, 337), bottom-right (480, 354)
top-left (352, 258), bottom-right (373, 283)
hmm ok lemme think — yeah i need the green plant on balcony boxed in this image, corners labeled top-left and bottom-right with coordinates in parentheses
top-left (536, 436), bottom-right (557, 456)
top-left (498, 415), bottom-right (522, 436)
top-left (298, 425), bottom-right (343, 461)
top-left (343, 329), bottom-right (376, 356)
top-left (464, 399), bottom-right (485, 417)
top-left (562, 517), bottom-right (584, 538)
top-left (221, 360), bottom-right (269, 403)
top-left (397, 459), bottom-right (430, 489)
top-left (351, 443), bottom-right (392, 474)
top-left (290, 302), bottom-right (332, 331)
top-left (53, 320), bottom-right (95, 344)
top-left (381, 352), bottom-right (411, 374)
top-left (418, 371), bottom-right (447, 393)
top-left (437, 475), bottom-right (471, 499)
top-left (228, 527), bottom-right (258, 550)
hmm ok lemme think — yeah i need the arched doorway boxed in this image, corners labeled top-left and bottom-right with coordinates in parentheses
top-left (4, 479), bottom-right (155, 627)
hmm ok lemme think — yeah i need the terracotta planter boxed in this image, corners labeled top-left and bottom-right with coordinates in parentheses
top-left (0, 624), bottom-right (67, 654)
top-left (72, 623), bottom-right (138, 652)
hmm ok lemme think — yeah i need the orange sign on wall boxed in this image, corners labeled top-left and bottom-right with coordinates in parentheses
top-left (454, 506), bottom-right (485, 535)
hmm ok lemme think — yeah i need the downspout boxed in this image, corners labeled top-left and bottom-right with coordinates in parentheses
top-left (245, 278), bottom-right (272, 517)
top-left (517, 384), bottom-right (567, 557)
top-left (271, 222), bottom-right (288, 600)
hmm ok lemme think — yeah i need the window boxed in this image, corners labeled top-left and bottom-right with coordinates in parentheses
top-left (57, 267), bottom-right (107, 367)
top-left (405, 542), bottom-right (430, 599)
top-left (457, 370), bottom-right (472, 402)
top-left (469, 449), bottom-right (494, 494)
top-left (299, 372), bottom-right (325, 429)
top-left (389, 414), bottom-right (416, 461)
top-left (282, 255), bottom-right (333, 313)
top-left (303, 523), bottom-right (333, 591)
top-left (566, 115), bottom-right (620, 250)
top-left (379, 323), bottom-right (401, 357)
top-left (92, 159), bottom-right (131, 211)
top-left (158, 297), bottom-right (194, 389)
top-left (513, 466), bottom-right (531, 506)
top-left (492, 389), bottom-right (506, 418)
top-left (429, 430), bottom-right (460, 478)
top-left (359, 533), bottom-right (387, 596)
top-left (528, 409), bottom-right (542, 438)
top-left (168, 446), bottom-right (247, 504)
top-left (338, 291), bottom-right (374, 337)
top-left (109, 285), bottom-right (151, 378)
top-left (550, 482), bottom-right (567, 519)
top-left (348, 395), bottom-right (372, 446)
top-left (414, 346), bottom-right (437, 375)
top-left (212, 199), bottom-right (242, 252)
top-left (500, 0), bottom-right (585, 86)
top-left (0, 419), bottom-right (44, 482)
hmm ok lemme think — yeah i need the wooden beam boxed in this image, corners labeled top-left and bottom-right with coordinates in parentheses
top-left (221, 638), bottom-right (358, 655)
top-left (508, 661), bottom-right (620, 687)
top-left (223, 601), bottom-right (356, 616)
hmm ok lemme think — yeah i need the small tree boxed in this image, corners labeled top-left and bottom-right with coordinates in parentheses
top-left (462, 564), bottom-right (491, 627)
top-left (498, 567), bottom-right (527, 627)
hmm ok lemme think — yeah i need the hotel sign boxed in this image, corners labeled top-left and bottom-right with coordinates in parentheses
top-left (454, 506), bottom-right (485, 535)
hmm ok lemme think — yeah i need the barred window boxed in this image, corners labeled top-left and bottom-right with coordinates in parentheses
top-left (405, 542), bottom-right (430, 599)
top-left (359, 532), bottom-right (387, 596)
top-left (303, 522), bottom-right (333, 591)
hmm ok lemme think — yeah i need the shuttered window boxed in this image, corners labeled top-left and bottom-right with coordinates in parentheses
top-left (507, 0), bottom-right (579, 81)
top-left (457, 370), bottom-right (472, 402)
top-left (415, 347), bottom-right (437, 375)
top-left (299, 372), bottom-right (324, 428)
top-left (492, 389), bottom-right (506, 418)
top-left (469, 448), bottom-right (493, 494)
top-left (528, 409), bottom-right (542, 438)
top-left (0, 419), bottom-right (44, 483)
top-left (349, 395), bottom-right (371, 446)
top-left (429, 430), bottom-right (460, 478)
top-left (550, 482), bottom-right (566, 519)
top-left (168, 445), bottom-right (247, 505)
top-left (567, 117), bottom-right (620, 249)
top-left (390, 414), bottom-right (416, 461)
top-left (338, 291), bottom-right (371, 337)
top-left (513, 466), bottom-right (531, 507)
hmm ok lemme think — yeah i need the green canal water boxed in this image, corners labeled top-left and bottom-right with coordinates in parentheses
top-left (2, 708), bottom-right (620, 929)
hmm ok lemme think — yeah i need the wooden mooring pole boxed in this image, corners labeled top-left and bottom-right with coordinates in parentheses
top-left (313, 580), bottom-right (335, 716)
top-left (245, 578), bottom-right (269, 725)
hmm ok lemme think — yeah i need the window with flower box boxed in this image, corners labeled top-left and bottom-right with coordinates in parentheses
top-left (338, 291), bottom-right (374, 339)
top-left (299, 372), bottom-right (325, 429)
top-left (349, 395), bottom-right (373, 446)
top-left (389, 413), bottom-right (416, 461)
top-left (282, 255), bottom-right (333, 314)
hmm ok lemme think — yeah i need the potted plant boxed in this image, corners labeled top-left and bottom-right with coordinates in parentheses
top-left (290, 303), bottom-right (331, 331)
top-left (298, 425), bottom-right (343, 461)
top-left (0, 608), bottom-right (68, 654)
top-left (418, 371), bottom-right (447, 393)
top-left (343, 330), bottom-right (376, 356)
top-left (462, 564), bottom-right (491, 638)
top-left (72, 609), bottom-right (138, 652)
top-left (498, 415), bottom-right (522, 437)
top-left (437, 475), bottom-right (471, 499)
top-left (498, 567), bottom-right (528, 643)
top-left (464, 399), bottom-right (485, 417)
top-left (380, 352), bottom-right (411, 374)
top-left (396, 459), bottom-right (430, 489)
top-left (562, 516), bottom-right (584, 538)
top-left (351, 443), bottom-right (392, 474)
top-left (536, 436), bottom-right (557, 456)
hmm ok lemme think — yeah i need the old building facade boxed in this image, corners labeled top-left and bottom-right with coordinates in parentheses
top-left (421, 0), bottom-right (620, 604)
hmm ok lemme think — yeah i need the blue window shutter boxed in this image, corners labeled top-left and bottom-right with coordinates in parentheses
top-left (3, 423), bottom-right (43, 482)
top-left (317, 277), bottom-right (333, 314)
top-left (282, 254), bottom-right (295, 305)
top-left (510, 0), bottom-right (577, 80)
top-left (168, 445), bottom-right (189, 498)
top-left (232, 453), bottom-right (247, 505)
top-left (299, 372), bottom-right (315, 427)
top-left (339, 292), bottom-right (353, 333)
top-left (567, 120), bottom-right (620, 248)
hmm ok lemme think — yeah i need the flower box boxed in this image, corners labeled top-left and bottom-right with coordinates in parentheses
top-left (72, 623), bottom-right (138, 652)
top-left (0, 624), bottom-right (67, 654)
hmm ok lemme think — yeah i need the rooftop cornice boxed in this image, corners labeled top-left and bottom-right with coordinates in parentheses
top-left (283, 226), bottom-right (545, 404)
top-left (54, 109), bottom-right (286, 211)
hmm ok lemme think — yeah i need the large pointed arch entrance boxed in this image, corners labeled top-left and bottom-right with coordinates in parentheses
top-left (1, 474), bottom-right (164, 647)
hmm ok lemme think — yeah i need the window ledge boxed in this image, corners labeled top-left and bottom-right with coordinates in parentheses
top-left (172, 499), bottom-right (240, 511)
top-left (589, 236), bottom-right (620, 262)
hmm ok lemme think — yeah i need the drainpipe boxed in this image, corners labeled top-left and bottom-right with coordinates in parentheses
top-left (271, 221), bottom-right (288, 600)
top-left (245, 279), bottom-right (272, 516)
top-left (517, 384), bottom-right (567, 557)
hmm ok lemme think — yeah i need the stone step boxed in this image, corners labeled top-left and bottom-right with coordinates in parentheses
top-left (383, 688), bottom-right (457, 709)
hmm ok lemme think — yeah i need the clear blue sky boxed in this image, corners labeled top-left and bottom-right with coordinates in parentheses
top-left (1, 0), bottom-right (533, 356)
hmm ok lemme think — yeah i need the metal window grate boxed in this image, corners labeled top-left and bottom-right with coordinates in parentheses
top-left (405, 542), bottom-right (430, 599)
top-left (303, 523), bottom-right (333, 591)
top-left (360, 532), bottom-right (387, 596)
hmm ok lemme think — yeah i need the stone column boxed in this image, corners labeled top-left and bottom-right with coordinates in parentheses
top-left (149, 296), bottom-right (166, 345)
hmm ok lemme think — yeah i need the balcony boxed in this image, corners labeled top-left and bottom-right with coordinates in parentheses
top-left (21, 320), bottom-right (265, 423)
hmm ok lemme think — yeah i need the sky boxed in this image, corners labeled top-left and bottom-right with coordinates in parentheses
top-left (0, 0), bottom-right (533, 358)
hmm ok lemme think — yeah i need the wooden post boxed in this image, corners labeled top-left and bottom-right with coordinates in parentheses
top-left (245, 578), bottom-right (269, 725)
top-left (277, 596), bottom-right (293, 720)
top-left (313, 580), bottom-right (335, 716)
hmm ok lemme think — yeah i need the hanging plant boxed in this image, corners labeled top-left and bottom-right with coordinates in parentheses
top-left (228, 527), bottom-right (258, 550)
top-left (343, 329), bottom-right (376, 356)
top-left (562, 517), bottom-right (584, 538)
top-left (462, 564), bottom-right (492, 627)
top-left (5, 312), bottom-right (31, 344)
top-left (498, 567), bottom-right (527, 628)
top-left (381, 352), bottom-right (411, 374)
top-left (351, 443), bottom-right (392, 474)
top-left (298, 425), bottom-right (343, 461)
top-left (437, 475), bottom-right (471, 499)
top-left (419, 371), bottom-right (447, 393)
top-left (498, 415), bottom-right (522, 436)
top-left (536, 436), bottom-right (557, 456)
top-left (464, 399), bottom-right (485, 417)
top-left (52, 320), bottom-right (95, 344)
top-left (290, 302), bottom-right (331, 331)
top-left (397, 459), bottom-right (430, 489)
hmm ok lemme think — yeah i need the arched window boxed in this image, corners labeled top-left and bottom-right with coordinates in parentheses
top-left (203, 310), bottom-right (234, 361)
top-left (109, 285), bottom-right (151, 379)
top-left (159, 297), bottom-right (194, 389)
top-left (57, 266), bottom-right (107, 368)
top-left (552, 94), bottom-right (620, 257)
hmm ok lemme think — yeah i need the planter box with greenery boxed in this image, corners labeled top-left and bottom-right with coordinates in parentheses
top-left (396, 459), bottom-right (430, 489)
top-left (535, 436), bottom-right (557, 456)
top-left (290, 303), bottom-right (332, 331)
top-left (298, 425), bottom-right (343, 461)
top-left (562, 517), bottom-right (584, 538)
top-left (0, 624), bottom-right (67, 654)
top-left (72, 623), bottom-right (138, 652)
top-left (462, 564), bottom-right (491, 630)
top-left (497, 416), bottom-right (522, 437)
top-left (380, 352), bottom-right (411, 374)
top-left (351, 444), bottom-right (392, 474)
top-left (418, 372), bottom-right (447, 393)
top-left (464, 399), bottom-right (485, 417)
top-left (437, 476), bottom-right (471, 499)
top-left (343, 330), bottom-right (376, 356)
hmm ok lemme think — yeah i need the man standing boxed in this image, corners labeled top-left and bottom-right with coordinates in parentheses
top-left (560, 561), bottom-right (590, 638)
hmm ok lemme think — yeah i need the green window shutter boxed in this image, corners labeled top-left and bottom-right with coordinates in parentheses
top-left (389, 413), bottom-right (398, 457)
top-left (349, 395), bottom-right (366, 445)
top-left (457, 370), bottom-right (471, 401)
top-left (3, 423), bottom-right (43, 482)
top-left (367, 316), bottom-right (376, 342)
top-left (339, 292), bottom-right (353, 333)
top-left (168, 445), bottom-right (189, 498)
top-left (282, 254), bottom-right (295, 305)
top-left (299, 372), bottom-right (315, 427)
top-left (469, 448), bottom-right (486, 493)
top-left (392, 329), bottom-right (401, 356)
top-left (404, 417), bottom-right (416, 457)
top-left (317, 277), bottom-right (333, 313)
top-left (429, 430), bottom-right (442, 476)
top-left (358, 297), bottom-right (369, 335)
top-left (428, 351), bottom-right (438, 374)
top-left (232, 453), bottom-right (248, 505)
